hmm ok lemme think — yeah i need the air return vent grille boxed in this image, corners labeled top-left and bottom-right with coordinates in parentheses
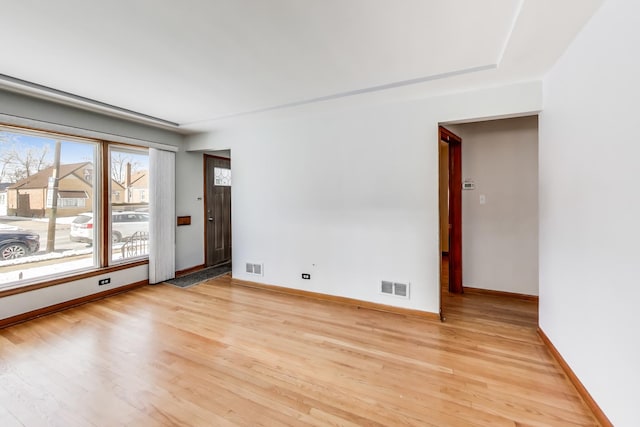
top-left (246, 263), bottom-right (263, 276)
top-left (394, 282), bottom-right (408, 297)
top-left (381, 280), bottom-right (410, 299)
top-left (381, 281), bottom-right (394, 294)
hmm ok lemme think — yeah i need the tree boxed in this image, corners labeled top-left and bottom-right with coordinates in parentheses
top-left (0, 132), bottom-right (52, 182)
top-left (9, 144), bottom-right (51, 181)
top-left (111, 152), bottom-right (141, 184)
top-left (0, 151), bottom-right (12, 182)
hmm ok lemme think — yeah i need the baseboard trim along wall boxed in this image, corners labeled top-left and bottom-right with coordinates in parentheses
top-left (537, 327), bottom-right (612, 427)
top-left (0, 280), bottom-right (148, 329)
top-left (464, 286), bottom-right (539, 301)
top-left (175, 264), bottom-right (206, 277)
top-left (232, 278), bottom-right (440, 321)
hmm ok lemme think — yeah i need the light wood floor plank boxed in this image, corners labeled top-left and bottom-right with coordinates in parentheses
top-left (0, 274), bottom-right (599, 426)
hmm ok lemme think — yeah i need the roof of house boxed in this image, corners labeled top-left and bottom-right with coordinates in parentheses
top-left (129, 170), bottom-right (148, 188)
top-left (8, 162), bottom-right (91, 190)
top-left (0, 183), bottom-right (12, 192)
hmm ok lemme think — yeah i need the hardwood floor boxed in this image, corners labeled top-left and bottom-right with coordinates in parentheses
top-left (0, 274), bottom-right (599, 426)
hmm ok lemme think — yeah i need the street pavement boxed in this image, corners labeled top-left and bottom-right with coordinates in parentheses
top-left (0, 216), bottom-right (88, 252)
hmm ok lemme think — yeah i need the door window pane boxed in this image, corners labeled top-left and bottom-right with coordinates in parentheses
top-left (110, 147), bottom-right (149, 261)
top-left (0, 128), bottom-right (98, 288)
top-left (214, 167), bottom-right (231, 186)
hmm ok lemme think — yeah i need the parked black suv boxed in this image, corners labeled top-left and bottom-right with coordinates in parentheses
top-left (0, 229), bottom-right (40, 260)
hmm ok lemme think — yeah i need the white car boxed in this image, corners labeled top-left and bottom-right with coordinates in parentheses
top-left (70, 212), bottom-right (149, 243)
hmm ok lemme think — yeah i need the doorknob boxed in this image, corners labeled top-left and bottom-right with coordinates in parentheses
top-left (208, 217), bottom-right (214, 221)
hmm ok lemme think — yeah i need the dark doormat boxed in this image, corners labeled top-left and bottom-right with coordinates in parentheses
top-left (165, 263), bottom-right (232, 288)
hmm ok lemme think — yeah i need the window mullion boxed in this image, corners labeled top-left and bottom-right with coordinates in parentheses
top-left (100, 142), bottom-right (110, 267)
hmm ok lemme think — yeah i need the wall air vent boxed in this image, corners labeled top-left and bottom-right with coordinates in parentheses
top-left (381, 281), bottom-right (394, 295)
top-left (246, 262), bottom-right (264, 276)
top-left (381, 280), bottom-right (410, 299)
top-left (394, 282), bottom-right (408, 297)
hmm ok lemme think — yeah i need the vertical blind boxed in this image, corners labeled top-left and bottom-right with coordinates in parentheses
top-left (149, 148), bottom-right (175, 284)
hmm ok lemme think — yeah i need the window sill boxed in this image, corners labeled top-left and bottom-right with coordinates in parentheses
top-left (0, 259), bottom-right (149, 298)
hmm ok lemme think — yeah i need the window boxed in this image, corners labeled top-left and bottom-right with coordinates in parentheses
top-left (58, 197), bottom-right (86, 208)
top-left (110, 147), bottom-right (149, 262)
top-left (0, 125), bottom-right (152, 291)
top-left (57, 190), bottom-right (88, 208)
top-left (214, 167), bottom-right (231, 186)
top-left (0, 127), bottom-right (98, 288)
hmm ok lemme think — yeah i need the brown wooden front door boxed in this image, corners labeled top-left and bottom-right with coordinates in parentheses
top-left (204, 155), bottom-right (232, 267)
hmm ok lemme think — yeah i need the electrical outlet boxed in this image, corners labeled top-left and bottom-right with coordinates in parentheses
top-left (98, 278), bottom-right (111, 286)
top-left (301, 273), bottom-right (311, 280)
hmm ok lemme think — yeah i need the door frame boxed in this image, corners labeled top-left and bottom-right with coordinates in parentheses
top-left (439, 126), bottom-right (463, 317)
top-left (203, 153), bottom-right (232, 267)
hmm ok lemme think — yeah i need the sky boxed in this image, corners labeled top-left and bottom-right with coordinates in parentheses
top-left (112, 148), bottom-right (149, 168)
top-left (0, 129), bottom-right (148, 183)
top-left (0, 130), bottom-right (94, 164)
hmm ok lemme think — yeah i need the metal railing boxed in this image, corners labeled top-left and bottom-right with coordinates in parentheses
top-left (121, 231), bottom-right (149, 258)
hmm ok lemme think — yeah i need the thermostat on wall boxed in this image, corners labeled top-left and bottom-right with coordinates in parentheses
top-left (462, 180), bottom-right (475, 190)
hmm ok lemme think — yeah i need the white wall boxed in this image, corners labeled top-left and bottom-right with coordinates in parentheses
top-left (449, 117), bottom-right (538, 295)
top-left (0, 89), bottom-right (183, 321)
top-left (183, 81), bottom-right (542, 314)
top-left (175, 149), bottom-right (206, 270)
top-left (0, 265), bottom-right (148, 319)
top-left (539, 0), bottom-right (640, 425)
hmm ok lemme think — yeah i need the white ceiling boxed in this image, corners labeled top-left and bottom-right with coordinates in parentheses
top-left (0, 0), bottom-right (603, 132)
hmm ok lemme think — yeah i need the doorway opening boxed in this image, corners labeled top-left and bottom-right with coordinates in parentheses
top-left (204, 152), bottom-right (232, 268)
top-left (438, 116), bottom-right (539, 321)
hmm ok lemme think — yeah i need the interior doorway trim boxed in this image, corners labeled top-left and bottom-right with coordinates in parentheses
top-left (439, 126), bottom-right (463, 318)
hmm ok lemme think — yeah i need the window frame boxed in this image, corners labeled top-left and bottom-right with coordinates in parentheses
top-left (107, 144), bottom-right (150, 264)
top-left (0, 124), bottom-right (151, 298)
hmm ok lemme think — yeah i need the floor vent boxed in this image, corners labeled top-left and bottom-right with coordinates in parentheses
top-left (246, 263), bottom-right (263, 276)
top-left (381, 280), bottom-right (410, 299)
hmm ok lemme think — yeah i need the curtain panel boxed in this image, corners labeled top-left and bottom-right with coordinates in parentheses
top-left (149, 148), bottom-right (176, 284)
